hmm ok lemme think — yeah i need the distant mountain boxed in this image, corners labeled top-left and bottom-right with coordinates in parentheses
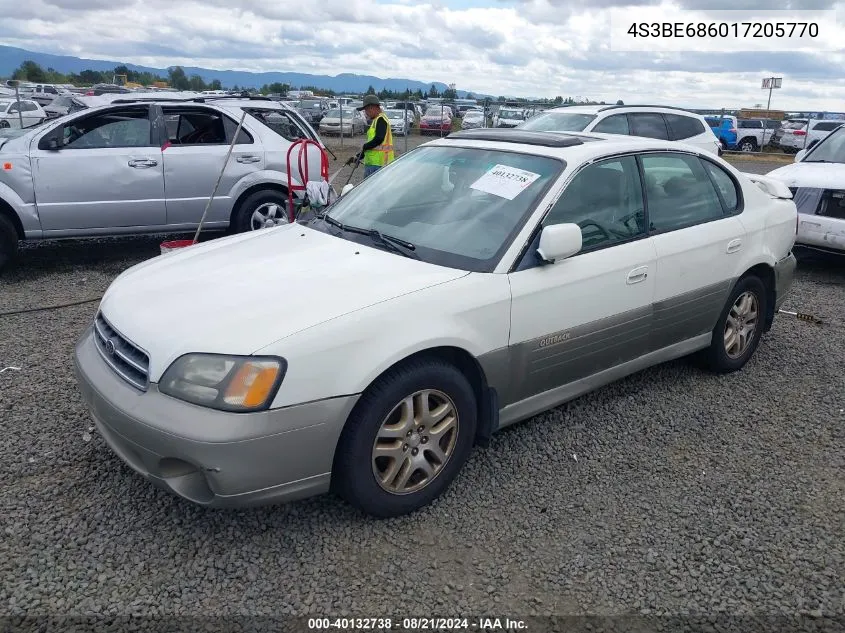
top-left (0, 45), bottom-right (489, 98)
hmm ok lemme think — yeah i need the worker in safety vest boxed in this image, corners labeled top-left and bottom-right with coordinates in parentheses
top-left (346, 94), bottom-right (394, 178)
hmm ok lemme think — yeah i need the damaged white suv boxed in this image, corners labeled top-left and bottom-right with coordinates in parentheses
top-left (768, 122), bottom-right (845, 254)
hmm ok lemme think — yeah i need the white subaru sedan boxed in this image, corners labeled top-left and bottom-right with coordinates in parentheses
top-left (74, 129), bottom-right (798, 518)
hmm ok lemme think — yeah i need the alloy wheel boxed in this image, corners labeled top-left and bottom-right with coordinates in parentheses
top-left (724, 291), bottom-right (759, 359)
top-left (250, 202), bottom-right (289, 230)
top-left (371, 389), bottom-right (459, 495)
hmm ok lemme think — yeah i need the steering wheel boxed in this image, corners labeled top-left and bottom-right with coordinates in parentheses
top-left (577, 219), bottom-right (613, 241)
top-left (616, 209), bottom-right (645, 233)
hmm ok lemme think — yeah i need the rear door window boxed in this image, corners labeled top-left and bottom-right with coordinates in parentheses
top-left (812, 121), bottom-right (842, 132)
top-left (629, 113), bottom-right (670, 140)
top-left (640, 153), bottom-right (725, 233)
top-left (161, 107), bottom-right (252, 145)
top-left (592, 114), bottom-right (630, 135)
top-left (665, 114), bottom-right (706, 140)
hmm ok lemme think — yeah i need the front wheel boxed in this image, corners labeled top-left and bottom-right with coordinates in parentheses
top-left (231, 189), bottom-right (290, 233)
top-left (0, 213), bottom-right (19, 273)
top-left (703, 275), bottom-right (767, 373)
top-left (332, 358), bottom-right (478, 518)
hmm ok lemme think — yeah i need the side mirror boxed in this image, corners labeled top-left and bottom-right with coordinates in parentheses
top-left (46, 137), bottom-right (61, 151)
top-left (341, 184), bottom-right (354, 196)
top-left (536, 223), bottom-right (582, 263)
top-left (794, 149), bottom-right (807, 163)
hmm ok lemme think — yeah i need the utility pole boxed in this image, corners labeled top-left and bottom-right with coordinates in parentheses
top-left (760, 77), bottom-right (782, 148)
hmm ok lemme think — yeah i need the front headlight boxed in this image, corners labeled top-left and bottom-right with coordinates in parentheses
top-left (159, 353), bottom-right (286, 412)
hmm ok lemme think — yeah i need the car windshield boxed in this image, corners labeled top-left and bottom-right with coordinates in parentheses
top-left (804, 125), bottom-right (845, 163)
top-left (424, 107), bottom-right (447, 117)
top-left (311, 145), bottom-right (562, 272)
top-left (464, 111), bottom-right (483, 118)
top-left (52, 97), bottom-right (73, 107)
top-left (499, 110), bottom-right (523, 119)
top-left (519, 112), bottom-right (596, 132)
top-left (385, 111), bottom-right (406, 119)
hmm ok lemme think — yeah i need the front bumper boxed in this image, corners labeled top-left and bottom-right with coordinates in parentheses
top-left (797, 214), bottom-right (845, 253)
top-left (73, 326), bottom-right (359, 508)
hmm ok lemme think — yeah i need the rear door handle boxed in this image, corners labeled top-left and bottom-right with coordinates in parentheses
top-left (727, 238), bottom-right (743, 254)
top-left (128, 159), bottom-right (157, 168)
top-left (236, 155), bottom-right (261, 164)
top-left (626, 266), bottom-right (649, 284)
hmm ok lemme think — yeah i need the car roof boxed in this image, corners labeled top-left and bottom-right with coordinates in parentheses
top-left (426, 128), bottom-right (713, 162)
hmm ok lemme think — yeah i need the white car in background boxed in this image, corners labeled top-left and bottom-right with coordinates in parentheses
top-left (495, 107), bottom-right (526, 128)
top-left (519, 104), bottom-right (721, 155)
top-left (0, 99), bottom-right (46, 129)
top-left (771, 118), bottom-right (843, 154)
top-left (768, 124), bottom-right (845, 254)
top-left (74, 128), bottom-right (797, 518)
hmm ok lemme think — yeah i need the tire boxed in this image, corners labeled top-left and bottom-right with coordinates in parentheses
top-left (231, 189), bottom-right (289, 233)
top-left (332, 358), bottom-right (478, 518)
top-left (0, 120), bottom-right (9, 129)
top-left (703, 275), bottom-right (767, 374)
top-left (719, 139), bottom-right (728, 151)
top-left (0, 213), bottom-right (19, 273)
top-left (739, 137), bottom-right (758, 153)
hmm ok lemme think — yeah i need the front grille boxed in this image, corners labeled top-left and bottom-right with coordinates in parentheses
top-left (93, 312), bottom-right (150, 391)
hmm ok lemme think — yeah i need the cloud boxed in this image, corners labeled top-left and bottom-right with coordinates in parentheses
top-left (1, 0), bottom-right (845, 109)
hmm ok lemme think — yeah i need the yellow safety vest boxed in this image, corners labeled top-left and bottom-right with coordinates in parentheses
top-left (363, 112), bottom-right (394, 167)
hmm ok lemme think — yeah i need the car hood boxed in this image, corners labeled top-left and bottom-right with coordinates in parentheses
top-left (767, 162), bottom-right (845, 189)
top-left (98, 225), bottom-right (469, 380)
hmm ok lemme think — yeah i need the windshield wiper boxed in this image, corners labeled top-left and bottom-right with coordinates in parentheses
top-left (322, 214), bottom-right (418, 259)
top-left (367, 229), bottom-right (419, 259)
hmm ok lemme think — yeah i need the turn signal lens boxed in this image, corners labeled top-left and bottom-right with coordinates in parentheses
top-left (224, 362), bottom-right (281, 408)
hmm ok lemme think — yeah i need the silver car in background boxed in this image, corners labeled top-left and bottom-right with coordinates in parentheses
top-left (384, 109), bottom-right (412, 136)
top-left (460, 109), bottom-right (486, 129)
top-left (319, 108), bottom-right (367, 136)
top-left (0, 96), bottom-right (326, 271)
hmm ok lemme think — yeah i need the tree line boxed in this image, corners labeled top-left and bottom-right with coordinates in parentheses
top-left (5, 60), bottom-right (624, 106)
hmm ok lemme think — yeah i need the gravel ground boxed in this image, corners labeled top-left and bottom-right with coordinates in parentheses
top-left (1, 158), bottom-right (843, 631)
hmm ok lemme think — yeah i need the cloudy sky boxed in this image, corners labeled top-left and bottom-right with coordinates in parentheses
top-left (2, 0), bottom-right (845, 109)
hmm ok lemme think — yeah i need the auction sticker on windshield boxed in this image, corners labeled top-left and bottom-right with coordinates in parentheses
top-left (470, 164), bottom-right (541, 200)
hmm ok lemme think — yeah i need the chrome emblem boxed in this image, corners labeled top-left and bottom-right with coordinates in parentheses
top-left (105, 339), bottom-right (116, 356)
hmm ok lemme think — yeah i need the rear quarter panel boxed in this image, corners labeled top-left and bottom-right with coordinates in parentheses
top-left (733, 172), bottom-right (798, 269)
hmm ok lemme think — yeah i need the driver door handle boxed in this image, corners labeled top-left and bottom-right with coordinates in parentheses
top-left (128, 158), bottom-right (158, 168)
top-left (627, 266), bottom-right (649, 284)
top-left (236, 155), bottom-right (261, 164)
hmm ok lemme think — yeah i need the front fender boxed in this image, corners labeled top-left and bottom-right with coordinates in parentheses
top-left (261, 273), bottom-right (512, 408)
top-left (0, 180), bottom-right (41, 237)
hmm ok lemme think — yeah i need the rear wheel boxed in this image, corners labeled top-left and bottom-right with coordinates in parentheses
top-left (703, 275), bottom-right (767, 373)
top-left (232, 189), bottom-right (290, 233)
top-left (332, 358), bottom-right (477, 518)
top-left (0, 214), bottom-right (19, 273)
top-left (0, 120), bottom-right (9, 129)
